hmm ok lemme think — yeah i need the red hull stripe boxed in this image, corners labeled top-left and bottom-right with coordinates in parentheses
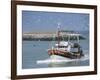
top-left (48, 49), bottom-right (67, 55)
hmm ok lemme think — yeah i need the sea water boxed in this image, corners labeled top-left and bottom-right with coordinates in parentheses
top-left (22, 31), bottom-right (89, 69)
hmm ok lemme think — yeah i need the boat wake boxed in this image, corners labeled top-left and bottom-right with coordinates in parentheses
top-left (37, 54), bottom-right (89, 64)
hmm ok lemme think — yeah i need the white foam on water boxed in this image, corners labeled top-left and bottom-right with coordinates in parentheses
top-left (37, 54), bottom-right (89, 64)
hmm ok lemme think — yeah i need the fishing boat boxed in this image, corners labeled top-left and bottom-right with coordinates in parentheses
top-left (47, 24), bottom-right (84, 59)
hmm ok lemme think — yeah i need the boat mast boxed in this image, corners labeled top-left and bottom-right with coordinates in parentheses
top-left (77, 34), bottom-right (80, 53)
top-left (57, 23), bottom-right (60, 45)
top-left (77, 35), bottom-right (79, 43)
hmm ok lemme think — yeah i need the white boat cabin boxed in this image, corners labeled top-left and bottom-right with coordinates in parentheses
top-left (54, 41), bottom-right (79, 53)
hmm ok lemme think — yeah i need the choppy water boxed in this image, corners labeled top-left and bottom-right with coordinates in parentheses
top-left (22, 32), bottom-right (89, 69)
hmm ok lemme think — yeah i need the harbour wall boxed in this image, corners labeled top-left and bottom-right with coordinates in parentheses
top-left (23, 32), bottom-right (85, 41)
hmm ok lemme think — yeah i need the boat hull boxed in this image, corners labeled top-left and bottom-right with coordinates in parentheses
top-left (48, 49), bottom-right (84, 59)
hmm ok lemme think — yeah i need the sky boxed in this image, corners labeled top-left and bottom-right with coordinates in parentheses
top-left (22, 10), bottom-right (89, 33)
